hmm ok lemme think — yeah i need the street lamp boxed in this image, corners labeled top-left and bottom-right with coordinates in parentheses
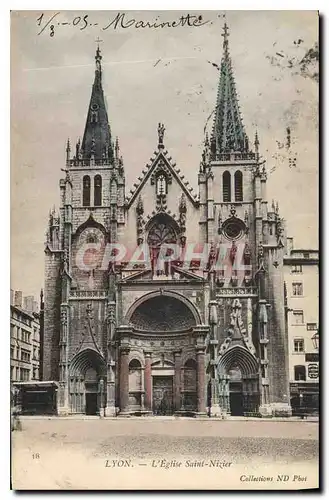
top-left (312, 331), bottom-right (319, 351)
top-left (299, 392), bottom-right (304, 419)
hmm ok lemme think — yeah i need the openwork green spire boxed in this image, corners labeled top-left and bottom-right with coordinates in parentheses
top-left (211, 23), bottom-right (249, 155)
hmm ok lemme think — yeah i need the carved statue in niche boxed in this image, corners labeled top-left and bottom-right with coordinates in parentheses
top-left (223, 298), bottom-right (257, 355)
top-left (136, 195), bottom-right (144, 245)
top-left (178, 193), bottom-right (187, 246)
top-left (230, 240), bottom-right (237, 264)
top-left (257, 243), bottom-right (265, 273)
top-left (243, 241), bottom-right (252, 286)
top-left (62, 248), bottom-right (69, 274)
top-left (158, 123), bottom-right (165, 144)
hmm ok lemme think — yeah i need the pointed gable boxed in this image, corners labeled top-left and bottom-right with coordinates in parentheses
top-left (126, 129), bottom-right (199, 209)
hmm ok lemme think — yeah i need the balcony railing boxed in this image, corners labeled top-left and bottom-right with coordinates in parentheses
top-left (212, 152), bottom-right (256, 162)
top-left (69, 290), bottom-right (107, 299)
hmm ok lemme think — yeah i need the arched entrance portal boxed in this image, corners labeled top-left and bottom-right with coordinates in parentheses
top-left (69, 349), bottom-right (106, 415)
top-left (119, 292), bottom-right (206, 416)
top-left (217, 346), bottom-right (260, 416)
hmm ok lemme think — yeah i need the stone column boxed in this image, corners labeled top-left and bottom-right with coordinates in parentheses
top-left (174, 350), bottom-right (182, 413)
top-left (196, 348), bottom-right (207, 415)
top-left (144, 352), bottom-right (152, 413)
top-left (119, 347), bottom-right (130, 415)
top-left (105, 361), bottom-right (116, 417)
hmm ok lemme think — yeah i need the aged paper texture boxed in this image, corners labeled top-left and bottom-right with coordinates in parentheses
top-left (11, 10), bottom-right (319, 490)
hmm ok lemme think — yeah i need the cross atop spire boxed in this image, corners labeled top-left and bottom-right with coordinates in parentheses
top-left (211, 23), bottom-right (249, 156)
top-left (95, 37), bottom-right (103, 70)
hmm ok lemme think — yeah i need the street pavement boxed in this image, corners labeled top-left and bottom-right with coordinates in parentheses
top-left (11, 418), bottom-right (319, 490)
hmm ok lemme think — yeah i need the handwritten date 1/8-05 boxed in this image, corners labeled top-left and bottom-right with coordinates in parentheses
top-left (36, 12), bottom-right (211, 37)
top-left (36, 13), bottom-right (91, 37)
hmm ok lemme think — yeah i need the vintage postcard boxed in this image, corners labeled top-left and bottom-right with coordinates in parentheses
top-left (11, 10), bottom-right (319, 490)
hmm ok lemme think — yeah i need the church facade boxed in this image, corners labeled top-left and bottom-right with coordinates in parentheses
top-left (43, 25), bottom-right (291, 417)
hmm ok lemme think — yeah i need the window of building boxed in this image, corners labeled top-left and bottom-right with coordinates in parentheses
top-left (156, 174), bottom-right (167, 196)
top-left (21, 330), bottom-right (30, 343)
top-left (294, 365), bottom-right (306, 381)
top-left (21, 368), bottom-right (30, 381)
top-left (10, 347), bottom-right (14, 359)
top-left (82, 175), bottom-right (91, 207)
top-left (11, 366), bottom-right (14, 381)
top-left (303, 252), bottom-right (310, 259)
top-left (292, 282), bottom-right (303, 296)
top-left (294, 338), bottom-right (305, 353)
top-left (234, 170), bottom-right (243, 201)
top-left (291, 264), bottom-right (302, 274)
top-left (94, 175), bottom-right (102, 206)
top-left (21, 349), bottom-right (30, 363)
top-left (293, 310), bottom-right (304, 325)
top-left (32, 367), bottom-right (38, 380)
top-left (222, 219), bottom-right (245, 241)
top-left (307, 323), bottom-right (317, 331)
top-left (223, 171), bottom-right (231, 202)
top-left (16, 367), bottom-right (20, 381)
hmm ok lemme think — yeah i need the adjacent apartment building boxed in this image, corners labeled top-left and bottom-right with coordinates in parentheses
top-left (10, 290), bottom-right (41, 383)
top-left (284, 240), bottom-right (319, 413)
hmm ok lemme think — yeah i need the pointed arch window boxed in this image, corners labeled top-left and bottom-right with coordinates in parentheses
top-left (94, 175), bottom-right (102, 206)
top-left (156, 174), bottom-right (167, 196)
top-left (82, 175), bottom-right (91, 207)
top-left (223, 171), bottom-right (231, 202)
top-left (234, 171), bottom-right (243, 201)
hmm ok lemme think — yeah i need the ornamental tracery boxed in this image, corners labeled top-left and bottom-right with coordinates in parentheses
top-left (219, 205), bottom-right (247, 241)
top-left (147, 214), bottom-right (179, 276)
top-left (136, 196), bottom-right (144, 245)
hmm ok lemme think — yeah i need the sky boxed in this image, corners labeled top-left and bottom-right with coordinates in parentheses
top-left (11, 10), bottom-right (319, 298)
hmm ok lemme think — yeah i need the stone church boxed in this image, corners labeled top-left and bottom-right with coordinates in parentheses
top-left (43, 24), bottom-right (291, 417)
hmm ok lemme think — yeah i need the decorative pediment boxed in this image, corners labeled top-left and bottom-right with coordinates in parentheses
top-left (75, 302), bottom-right (103, 356)
top-left (119, 264), bottom-right (206, 283)
top-left (126, 149), bottom-right (198, 209)
top-left (152, 358), bottom-right (175, 369)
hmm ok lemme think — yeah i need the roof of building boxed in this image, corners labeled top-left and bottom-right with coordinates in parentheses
top-left (10, 304), bottom-right (36, 321)
top-left (211, 22), bottom-right (249, 155)
top-left (284, 248), bottom-right (319, 265)
top-left (81, 45), bottom-right (114, 162)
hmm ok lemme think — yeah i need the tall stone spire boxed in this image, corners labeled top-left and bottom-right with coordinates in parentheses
top-left (211, 23), bottom-right (249, 155)
top-left (81, 44), bottom-right (113, 162)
